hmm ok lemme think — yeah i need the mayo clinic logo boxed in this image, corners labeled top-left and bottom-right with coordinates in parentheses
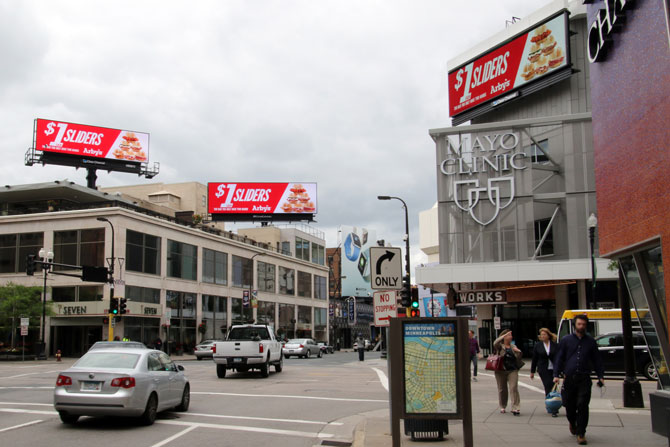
top-left (440, 132), bottom-right (526, 226)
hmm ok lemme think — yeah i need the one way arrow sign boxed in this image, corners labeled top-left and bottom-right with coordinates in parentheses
top-left (370, 246), bottom-right (403, 290)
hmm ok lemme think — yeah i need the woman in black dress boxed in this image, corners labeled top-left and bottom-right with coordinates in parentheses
top-left (530, 328), bottom-right (559, 416)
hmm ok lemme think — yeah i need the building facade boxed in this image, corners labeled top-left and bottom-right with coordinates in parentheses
top-left (0, 182), bottom-right (329, 357)
top-left (417, 0), bottom-right (618, 354)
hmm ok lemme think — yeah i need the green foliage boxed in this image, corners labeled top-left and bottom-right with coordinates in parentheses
top-left (607, 259), bottom-right (619, 272)
top-left (0, 282), bottom-right (52, 331)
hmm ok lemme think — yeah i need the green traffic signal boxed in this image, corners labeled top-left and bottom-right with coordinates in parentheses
top-left (411, 301), bottom-right (419, 308)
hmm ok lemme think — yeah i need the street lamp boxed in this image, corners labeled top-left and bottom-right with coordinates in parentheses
top-left (377, 196), bottom-right (411, 295)
top-left (248, 253), bottom-right (262, 322)
top-left (97, 217), bottom-right (116, 340)
top-left (587, 213), bottom-right (598, 309)
top-left (38, 247), bottom-right (54, 360)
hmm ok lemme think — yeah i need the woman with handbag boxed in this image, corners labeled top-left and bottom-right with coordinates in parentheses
top-left (492, 329), bottom-right (523, 415)
top-left (530, 328), bottom-right (560, 417)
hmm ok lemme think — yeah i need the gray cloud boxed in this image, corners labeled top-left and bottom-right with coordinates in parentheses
top-left (0, 0), bottom-right (549, 253)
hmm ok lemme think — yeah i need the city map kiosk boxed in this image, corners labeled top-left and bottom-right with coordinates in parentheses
top-left (388, 317), bottom-right (473, 446)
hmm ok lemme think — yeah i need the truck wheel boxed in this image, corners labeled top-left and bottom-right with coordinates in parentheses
top-left (275, 355), bottom-right (283, 373)
top-left (216, 364), bottom-right (227, 378)
top-left (260, 358), bottom-right (270, 378)
top-left (644, 361), bottom-right (658, 380)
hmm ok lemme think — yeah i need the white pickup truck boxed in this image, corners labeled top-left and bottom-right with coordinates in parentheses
top-left (212, 324), bottom-right (283, 378)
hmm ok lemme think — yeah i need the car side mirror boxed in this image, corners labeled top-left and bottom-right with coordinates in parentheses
top-left (177, 365), bottom-right (185, 371)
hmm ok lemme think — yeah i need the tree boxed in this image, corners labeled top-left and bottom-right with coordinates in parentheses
top-left (0, 283), bottom-right (52, 349)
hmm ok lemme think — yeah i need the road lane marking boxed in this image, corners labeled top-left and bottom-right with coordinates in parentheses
top-left (1, 370), bottom-right (61, 379)
top-left (0, 419), bottom-right (44, 433)
top-left (0, 408), bottom-right (58, 415)
top-left (156, 419), bottom-right (334, 439)
top-left (371, 367), bottom-right (389, 392)
top-left (191, 391), bottom-right (386, 403)
top-left (182, 411), bottom-right (343, 426)
top-left (150, 425), bottom-right (197, 447)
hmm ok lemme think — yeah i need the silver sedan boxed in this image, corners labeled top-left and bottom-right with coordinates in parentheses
top-left (282, 339), bottom-right (322, 359)
top-left (53, 348), bottom-right (190, 425)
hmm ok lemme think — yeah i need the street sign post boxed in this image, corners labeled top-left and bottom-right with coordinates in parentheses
top-left (374, 291), bottom-right (398, 327)
top-left (370, 247), bottom-right (403, 290)
top-left (20, 318), bottom-right (29, 327)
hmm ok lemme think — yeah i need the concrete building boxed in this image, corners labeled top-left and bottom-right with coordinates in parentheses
top-left (0, 181), bottom-right (329, 357)
top-left (416, 0), bottom-right (618, 353)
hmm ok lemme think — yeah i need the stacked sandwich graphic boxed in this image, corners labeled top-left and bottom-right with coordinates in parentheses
top-left (520, 25), bottom-right (565, 82)
top-left (280, 184), bottom-right (315, 213)
top-left (113, 132), bottom-right (147, 162)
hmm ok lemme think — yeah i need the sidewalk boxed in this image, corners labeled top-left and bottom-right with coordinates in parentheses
top-left (355, 360), bottom-right (666, 446)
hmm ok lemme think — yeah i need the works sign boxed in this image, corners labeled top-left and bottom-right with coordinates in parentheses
top-left (456, 290), bottom-right (506, 306)
top-left (440, 132), bottom-right (527, 226)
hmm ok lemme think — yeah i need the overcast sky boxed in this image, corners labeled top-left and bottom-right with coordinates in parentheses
top-left (0, 0), bottom-right (549, 267)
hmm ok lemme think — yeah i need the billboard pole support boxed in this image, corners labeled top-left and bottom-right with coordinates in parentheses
top-left (86, 168), bottom-right (98, 190)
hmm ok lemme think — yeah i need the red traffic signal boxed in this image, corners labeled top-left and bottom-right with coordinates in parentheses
top-left (410, 308), bottom-right (420, 318)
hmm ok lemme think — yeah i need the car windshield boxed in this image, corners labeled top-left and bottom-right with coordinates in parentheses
top-left (74, 352), bottom-right (141, 369)
top-left (89, 341), bottom-right (146, 350)
top-left (287, 339), bottom-right (307, 344)
top-left (228, 327), bottom-right (271, 341)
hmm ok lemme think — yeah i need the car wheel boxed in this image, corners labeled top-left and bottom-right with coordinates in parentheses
top-left (306, 350), bottom-right (311, 359)
top-left (260, 358), bottom-right (270, 378)
top-left (197, 356), bottom-right (202, 361)
top-left (317, 350), bottom-right (322, 358)
top-left (140, 393), bottom-right (158, 426)
top-left (275, 355), bottom-right (283, 373)
top-left (175, 384), bottom-right (190, 412)
top-left (284, 354), bottom-right (290, 359)
top-left (216, 364), bottom-right (227, 378)
top-left (59, 411), bottom-right (79, 425)
top-left (644, 361), bottom-right (658, 380)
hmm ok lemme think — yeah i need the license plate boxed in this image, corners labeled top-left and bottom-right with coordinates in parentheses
top-left (81, 381), bottom-right (101, 392)
top-left (290, 350), bottom-right (296, 353)
top-left (233, 358), bottom-right (242, 363)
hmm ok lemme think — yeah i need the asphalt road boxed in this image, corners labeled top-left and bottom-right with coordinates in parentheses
top-left (0, 351), bottom-right (388, 447)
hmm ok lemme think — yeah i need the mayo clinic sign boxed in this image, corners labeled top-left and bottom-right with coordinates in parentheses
top-left (440, 132), bottom-right (527, 226)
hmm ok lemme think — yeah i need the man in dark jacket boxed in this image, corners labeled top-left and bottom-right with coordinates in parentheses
top-left (554, 315), bottom-right (605, 445)
top-left (468, 330), bottom-right (480, 381)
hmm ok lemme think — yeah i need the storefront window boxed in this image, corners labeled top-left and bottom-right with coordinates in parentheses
top-left (297, 271), bottom-right (312, 298)
top-left (621, 251), bottom-right (670, 390)
top-left (231, 297), bottom-right (244, 325)
top-left (297, 305), bottom-right (312, 338)
top-left (279, 267), bottom-right (295, 295)
top-left (257, 301), bottom-right (275, 326)
top-left (202, 295), bottom-right (227, 340)
top-left (124, 316), bottom-right (160, 347)
top-left (314, 307), bottom-right (327, 341)
top-left (165, 290), bottom-right (197, 354)
top-left (278, 303), bottom-right (295, 340)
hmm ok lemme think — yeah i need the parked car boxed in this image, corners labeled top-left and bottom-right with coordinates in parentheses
top-left (88, 341), bottom-right (147, 351)
top-left (595, 332), bottom-right (658, 380)
top-left (194, 339), bottom-right (222, 360)
top-left (283, 339), bottom-right (322, 359)
top-left (212, 325), bottom-right (283, 378)
top-left (54, 348), bottom-right (189, 425)
top-left (317, 341), bottom-right (334, 354)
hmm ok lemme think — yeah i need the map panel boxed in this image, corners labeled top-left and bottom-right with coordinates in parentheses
top-left (403, 322), bottom-right (457, 414)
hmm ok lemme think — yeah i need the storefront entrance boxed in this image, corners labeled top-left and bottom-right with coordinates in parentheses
top-left (51, 325), bottom-right (102, 357)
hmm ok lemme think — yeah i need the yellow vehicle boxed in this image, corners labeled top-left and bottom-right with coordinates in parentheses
top-left (557, 309), bottom-right (648, 341)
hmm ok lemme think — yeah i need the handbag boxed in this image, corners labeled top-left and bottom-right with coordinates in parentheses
top-left (545, 383), bottom-right (562, 413)
top-left (485, 354), bottom-right (505, 371)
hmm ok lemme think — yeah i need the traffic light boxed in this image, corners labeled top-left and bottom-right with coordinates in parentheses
top-left (410, 287), bottom-right (420, 316)
top-left (119, 298), bottom-right (127, 315)
top-left (110, 297), bottom-right (119, 315)
top-left (26, 254), bottom-right (36, 276)
top-left (399, 275), bottom-right (411, 307)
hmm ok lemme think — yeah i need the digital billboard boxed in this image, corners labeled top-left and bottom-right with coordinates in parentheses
top-left (448, 12), bottom-right (570, 118)
top-left (32, 119), bottom-right (150, 175)
top-left (340, 226), bottom-right (377, 298)
top-left (208, 182), bottom-right (317, 221)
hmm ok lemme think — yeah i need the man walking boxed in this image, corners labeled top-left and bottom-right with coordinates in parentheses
top-left (468, 330), bottom-right (480, 381)
top-left (553, 315), bottom-right (604, 445)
